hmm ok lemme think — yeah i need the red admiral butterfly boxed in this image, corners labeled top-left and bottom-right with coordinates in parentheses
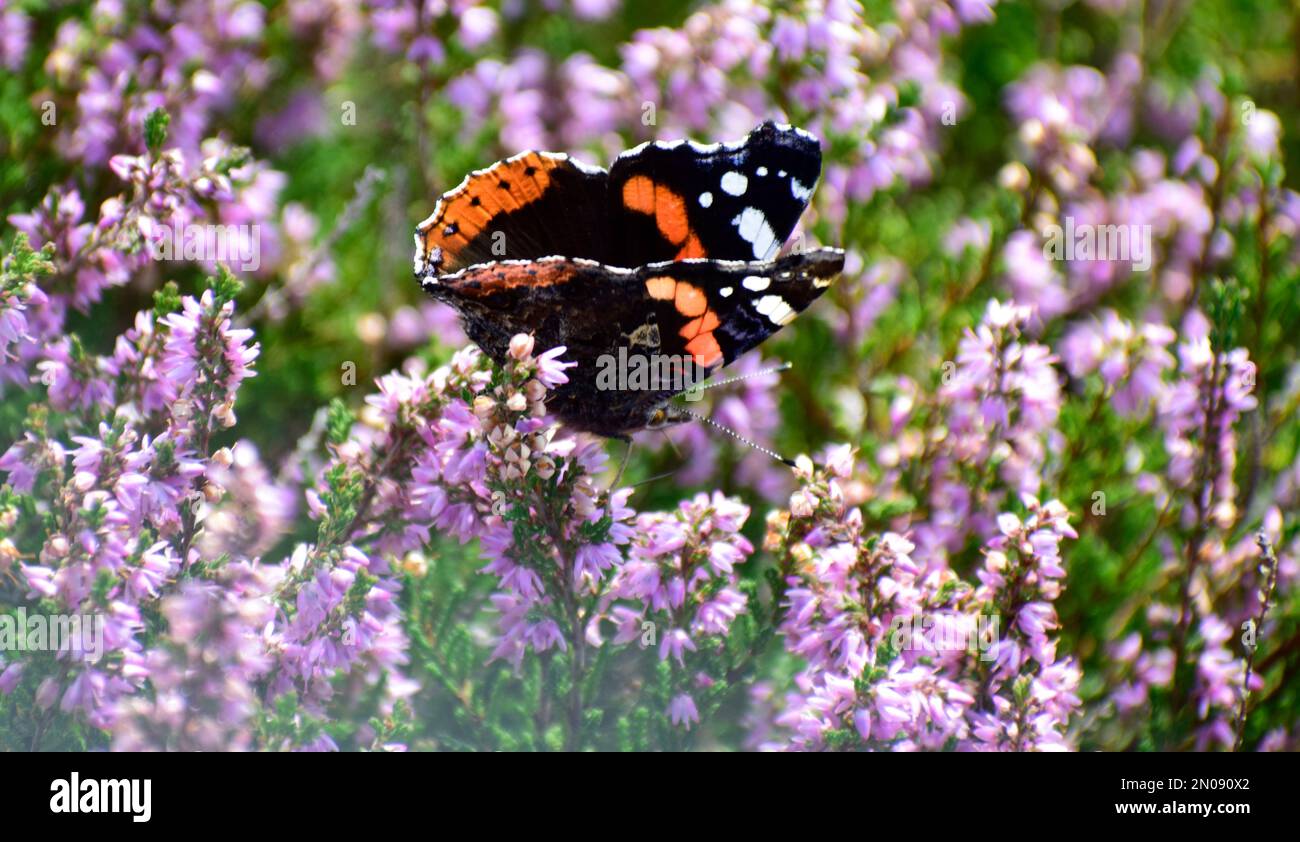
top-left (414, 121), bottom-right (844, 439)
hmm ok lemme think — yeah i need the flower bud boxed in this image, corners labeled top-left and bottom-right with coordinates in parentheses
top-left (790, 488), bottom-right (816, 518)
top-left (73, 471), bottom-right (97, 492)
top-left (401, 552), bottom-right (428, 577)
top-left (356, 313), bottom-right (386, 346)
top-left (524, 379), bottom-right (547, 402)
top-left (41, 534), bottom-right (70, 564)
top-left (998, 161), bottom-right (1030, 191)
top-left (35, 677), bottom-right (60, 710)
top-left (508, 334), bottom-right (535, 361)
top-left (0, 538), bottom-right (18, 572)
top-left (214, 401), bottom-right (238, 428)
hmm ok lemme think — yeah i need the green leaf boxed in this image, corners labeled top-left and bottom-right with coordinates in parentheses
top-left (144, 108), bottom-right (170, 154)
top-left (153, 281), bottom-right (182, 318)
top-left (326, 398), bottom-right (355, 446)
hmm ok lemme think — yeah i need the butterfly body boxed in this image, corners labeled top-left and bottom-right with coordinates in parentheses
top-left (414, 122), bottom-right (844, 437)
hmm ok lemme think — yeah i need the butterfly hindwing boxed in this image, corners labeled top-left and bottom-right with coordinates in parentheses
top-left (607, 122), bottom-right (823, 267)
top-left (639, 249), bottom-right (844, 372)
top-left (419, 248), bottom-right (843, 436)
top-left (422, 258), bottom-right (694, 436)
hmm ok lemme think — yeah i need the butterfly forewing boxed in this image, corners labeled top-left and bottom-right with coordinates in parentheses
top-left (414, 152), bottom-right (608, 275)
top-left (606, 122), bottom-right (823, 267)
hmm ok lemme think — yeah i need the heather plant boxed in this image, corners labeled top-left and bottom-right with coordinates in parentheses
top-left (0, 0), bottom-right (1297, 751)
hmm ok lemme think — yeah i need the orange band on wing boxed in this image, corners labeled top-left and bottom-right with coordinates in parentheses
top-left (645, 276), bottom-right (676, 300)
top-left (643, 276), bottom-right (724, 367)
top-left (622, 176), bottom-right (700, 256)
top-left (445, 260), bottom-right (582, 294)
top-left (623, 175), bottom-right (656, 215)
top-left (680, 310), bottom-right (720, 339)
top-left (673, 282), bottom-right (707, 317)
top-left (653, 186), bottom-right (690, 245)
top-left (685, 334), bottom-right (723, 368)
top-left (681, 308), bottom-right (722, 367)
top-left (419, 152), bottom-right (559, 269)
top-left (675, 233), bottom-right (706, 260)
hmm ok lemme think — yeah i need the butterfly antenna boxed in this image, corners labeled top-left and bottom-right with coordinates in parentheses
top-left (692, 361), bottom-right (793, 392)
top-left (680, 408), bottom-right (797, 468)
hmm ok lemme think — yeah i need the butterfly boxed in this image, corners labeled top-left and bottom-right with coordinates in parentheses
top-left (414, 121), bottom-right (844, 439)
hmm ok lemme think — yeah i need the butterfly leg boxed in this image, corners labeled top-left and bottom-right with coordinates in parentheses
top-left (614, 432), bottom-right (687, 493)
top-left (609, 435), bottom-right (634, 492)
top-left (619, 429), bottom-right (686, 489)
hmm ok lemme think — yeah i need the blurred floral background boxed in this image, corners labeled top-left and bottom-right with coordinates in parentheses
top-left (0, 0), bottom-right (1297, 751)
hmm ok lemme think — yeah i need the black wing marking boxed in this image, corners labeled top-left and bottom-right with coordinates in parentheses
top-left (606, 121), bottom-right (823, 267)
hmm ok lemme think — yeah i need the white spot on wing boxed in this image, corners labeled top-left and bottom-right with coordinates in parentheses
top-left (742, 275), bottom-right (770, 292)
top-left (720, 286), bottom-right (733, 297)
top-left (756, 166), bottom-right (768, 176)
top-left (699, 191), bottom-right (713, 208)
top-left (721, 171), bottom-right (748, 196)
top-left (732, 207), bottom-right (778, 260)
top-left (755, 295), bottom-right (796, 325)
top-left (791, 178), bottom-right (813, 201)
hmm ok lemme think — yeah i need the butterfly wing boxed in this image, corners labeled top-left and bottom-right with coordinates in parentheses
top-left (606, 121), bottom-right (823, 267)
top-left (637, 249), bottom-right (844, 373)
top-left (419, 258), bottom-right (683, 436)
top-left (415, 122), bottom-right (823, 277)
top-left (420, 249), bottom-right (843, 435)
top-left (414, 151), bottom-right (610, 276)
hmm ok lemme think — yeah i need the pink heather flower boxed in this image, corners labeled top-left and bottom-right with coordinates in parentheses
top-left (1059, 311), bottom-right (1175, 416)
top-left (659, 628), bottom-right (697, 666)
top-left (457, 7), bottom-right (499, 50)
top-left (943, 216), bottom-right (992, 257)
top-left (768, 453), bottom-right (1080, 750)
top-left (0, 3), bottom-right (31, 70)
top-left (535, 346), bottom-right (577, 388)
top-left (668, 693), bottom-right (700, 729)
top-left (571, 0), bottom-right (620, 21)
